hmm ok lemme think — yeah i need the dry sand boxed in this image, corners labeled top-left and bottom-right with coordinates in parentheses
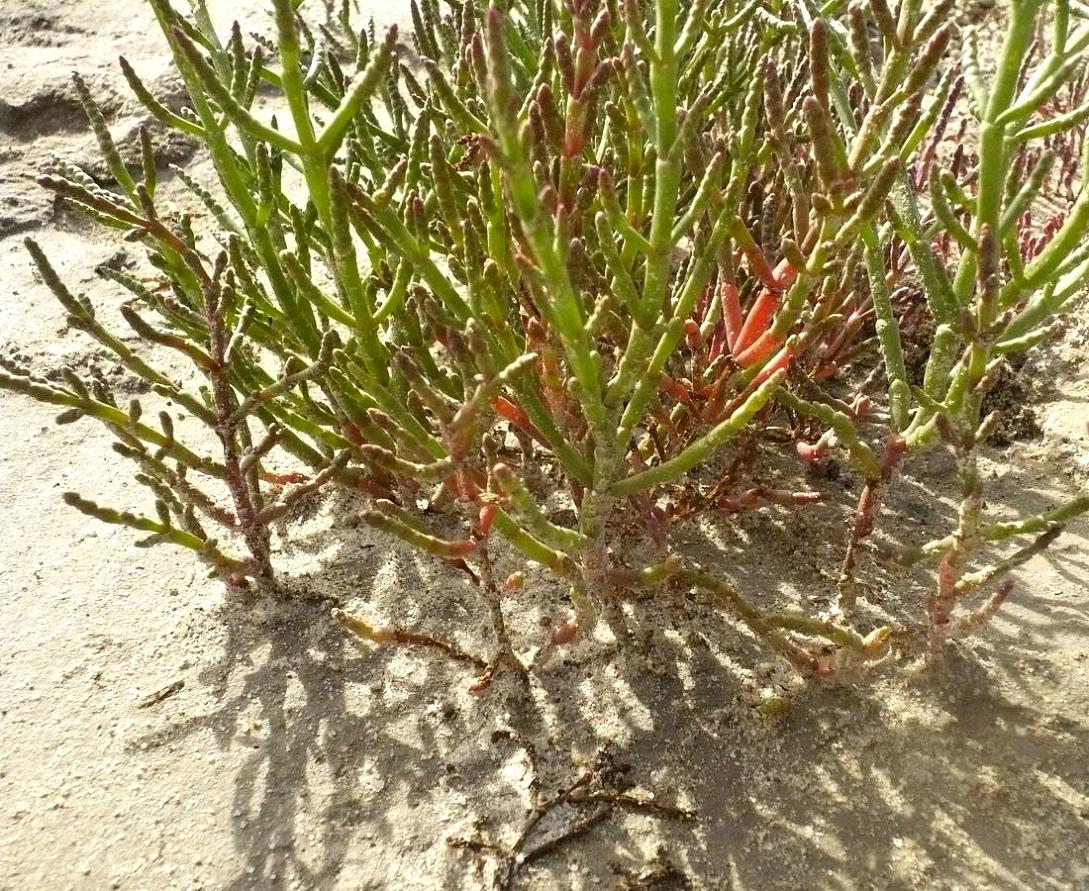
top-left (2, 2), bottom-right (1089, 889)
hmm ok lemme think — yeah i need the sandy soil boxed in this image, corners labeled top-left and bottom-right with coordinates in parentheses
top-left (2, 2), bottom-right (1089, 890)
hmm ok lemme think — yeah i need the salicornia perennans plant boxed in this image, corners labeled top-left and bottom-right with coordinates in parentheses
top-left (2, 0), bottom-right (1087, 681)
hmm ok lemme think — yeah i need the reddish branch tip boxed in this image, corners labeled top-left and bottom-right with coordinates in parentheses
top-left (478, 502), bottom-right (497, 537)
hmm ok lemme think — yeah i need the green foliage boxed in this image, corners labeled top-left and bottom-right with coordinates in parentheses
top-left (4, 0), bottom-right (1089, 677)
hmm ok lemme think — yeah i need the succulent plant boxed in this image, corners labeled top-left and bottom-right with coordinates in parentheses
top-left (3, 0), bottom-right (1088, 680)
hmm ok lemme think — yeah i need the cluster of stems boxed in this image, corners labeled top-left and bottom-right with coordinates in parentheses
top-left (808, 0), bottom-right (1089, 640)
top-left (3, 0), bottom-right (1088, 676)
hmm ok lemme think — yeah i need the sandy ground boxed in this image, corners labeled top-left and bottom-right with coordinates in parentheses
top-left (3, 2), bottom-right (1089, 890)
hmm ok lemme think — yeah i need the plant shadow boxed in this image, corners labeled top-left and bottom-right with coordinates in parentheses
top-left (128, 433), bottom-right (1089, 890)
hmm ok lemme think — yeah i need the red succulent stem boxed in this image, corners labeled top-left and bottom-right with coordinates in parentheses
top-left (721, 281), bottom-right (744, 353)
top-left (733, 288), bottom-right (779, 355)
top-left (740, 240), bottom-right (782, 290)
top-left (752, 342), bottom-right (794, 385)
top-left (493, 396), bottom-right (552, 449)
top-left (734, 329), bottom-right (783, 367)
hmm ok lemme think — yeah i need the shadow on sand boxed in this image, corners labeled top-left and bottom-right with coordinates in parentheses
top-left (131, 443), bottom-right (1089, 890)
